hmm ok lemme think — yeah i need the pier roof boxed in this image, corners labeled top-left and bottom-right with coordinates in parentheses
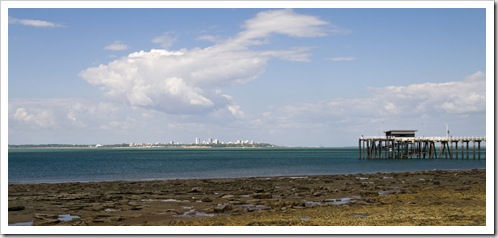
top-left (384, 130), bottom-right (417, 137)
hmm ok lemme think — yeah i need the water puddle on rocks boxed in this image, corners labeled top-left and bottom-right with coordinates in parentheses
top-left (58, 214), bottom-right (80, 221)
top-left (104, 208), bottom-right (121, 212)
top-left (9, 221), bottom-right (33, 226)
top-left (173, 209), bottom-right (216, 218)
top-left (378, 186), bottom-right (401, 196)
top-left (9, 214), bottom-right (79, 226)
top-left (236, 204), bottom-right (269, 212)
top-left (305, 195), bottom-right (362, 207)
top-left (378, 190), bottom-right (399, 196)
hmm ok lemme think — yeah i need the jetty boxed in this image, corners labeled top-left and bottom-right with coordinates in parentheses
top-left (358, 130), bottom-right (486, 160)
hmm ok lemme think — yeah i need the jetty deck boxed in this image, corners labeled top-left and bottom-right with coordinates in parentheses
top-left (358, 132), bottom-right (485, 160)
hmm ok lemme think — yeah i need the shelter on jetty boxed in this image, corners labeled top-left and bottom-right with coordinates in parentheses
top-left (358, 130), bottom-right (485, 160)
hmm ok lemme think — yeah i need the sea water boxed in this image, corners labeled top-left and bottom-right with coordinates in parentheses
top-left (8, 147), bottom-right (486, 184)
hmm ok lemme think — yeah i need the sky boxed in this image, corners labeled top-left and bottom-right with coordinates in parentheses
top-left (5, 5), bottom-right (490, 147)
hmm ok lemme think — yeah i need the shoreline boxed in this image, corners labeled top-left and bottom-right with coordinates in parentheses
top-left (8, 167), bottom-right (486, 185)
top-left (8, 169), bottom-right (486, 226)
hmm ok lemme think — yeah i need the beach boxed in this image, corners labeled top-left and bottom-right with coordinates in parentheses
top-left (8, 169), bottom-right (485, 226)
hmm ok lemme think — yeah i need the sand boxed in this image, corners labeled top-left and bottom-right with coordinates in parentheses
top-left (8, 169), bottom-right (486, 226)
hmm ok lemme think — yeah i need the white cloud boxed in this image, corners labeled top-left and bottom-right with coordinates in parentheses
top-left (329, 57), bottom-right (355, 62)
top-left (370, 71), bottom-right (486, 114)
top-left (268, 71), bottom-right (486, 129)
top-left (12, 107), bottom-right (56, 128)
top-left (197, 34), bottom-right (223, 43)
top-left (151, 32), bottom-right (177, 49)
top-left (80, 9), bottom-right (331, 117)
top-left (9, 16), bottom-right (63, 28)
top-left (104, 41), bottom-right (129, 51)
top-left (241, 9), bottom-right (328, 39)
top-left (8, 98), bottom-right (250, 144)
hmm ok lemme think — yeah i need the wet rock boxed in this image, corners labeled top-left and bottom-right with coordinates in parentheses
top-left (355, 200), bottom-right (369, 205)
top-left (201, 197), bottom-right (212, 202)
top-left (92, 216), bottom-right (124, 223)
top-left (252, 193), bottom-right (272, 199)
top-left (246, 199), bottom-right (262, 205)
top-left (34, 213), bottom-right (58, 220)
top-left (229, 200), bottom-right (246, 205)
top-left (8, 206), bottom-right (25, 211)
top-left (291, 201), bottom-right (305, 208)
top-left (214, 204), bottom-right (233, 213)
top-left (364, 198), bottom-right (378, 203)
top-left (360, 191), bottom-right (379, 197)
top-left (90, 204), bottom-right (105, 211)
top-left (128, 200), bottom-right (141, 206)
top-left (33, 218), bottom-right (60, 226)
top-left (66, 220), bottom-right (88, 226)
top-left (455, 185), bottom-right (471, 191)
top-left (130, 195), bottom-right (141, 200)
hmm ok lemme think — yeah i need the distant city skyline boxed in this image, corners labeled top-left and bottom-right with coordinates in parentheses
top-left (4, 2), bottom-right (491, 147)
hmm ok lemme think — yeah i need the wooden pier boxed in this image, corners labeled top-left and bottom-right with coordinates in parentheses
top-left (358, 130), bottom-right (486, 160)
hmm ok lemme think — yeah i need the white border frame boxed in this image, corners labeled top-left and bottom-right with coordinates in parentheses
top-left (1, 1), bottom-right (494, 235)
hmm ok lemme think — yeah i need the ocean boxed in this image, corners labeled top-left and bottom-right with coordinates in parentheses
top-left (8, 147), bottom-right (486, 184)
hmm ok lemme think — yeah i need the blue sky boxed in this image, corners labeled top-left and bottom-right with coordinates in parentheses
top-left (5, 4), bottom-right (490, 146)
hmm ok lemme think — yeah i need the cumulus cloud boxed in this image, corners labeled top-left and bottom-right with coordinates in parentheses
top-left (268, 71), bottom-right (486, 129)
top-left (104, 41), bottom-right (129, 51)
top-left (369, 71), bottom-right (486, 114)
top-left (80, 9), bottom-right (330, 117)
top-left (9, 16), bottom-right (63, 28)
top-left (12, 107), bottom-right (56, 128)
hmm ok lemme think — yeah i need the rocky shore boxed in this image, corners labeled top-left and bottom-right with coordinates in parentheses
top-left (8, 169), bottom-right (486, 226)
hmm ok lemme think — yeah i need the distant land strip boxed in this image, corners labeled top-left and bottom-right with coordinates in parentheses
top-left (8, 143), bottom-right (278, 149)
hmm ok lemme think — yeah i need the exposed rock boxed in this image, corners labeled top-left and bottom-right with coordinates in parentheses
top-left (130, 195), bottom-right (141, 200)
top-left (201, 197), bottom-right (212, 202)
top-left (33, 218), bottom-right (60, 226)
top-left (8, 206), bottom-right (25, 211)
top-left (360, 191), bottom-right (379, 197)
top-left (92, 216), bottom-right (124, 223)
top-left (127, 201), bottom-right (140, 206)
top-left (252, 193), bottom-right (272, 199)
top-left (214, 204), bottom-right (233, 213)
top-left (364, 198), bottom-right (378, 204)
top-left (34, 213), bottom-right (58, 220)
top-left (455, 185), bottom-right (471, 191)
top-left (221, 194), bottom-right (234, 199)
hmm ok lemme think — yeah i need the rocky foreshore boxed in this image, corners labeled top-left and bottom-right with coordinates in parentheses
top-left (8, 169), bottom-right (486, 226)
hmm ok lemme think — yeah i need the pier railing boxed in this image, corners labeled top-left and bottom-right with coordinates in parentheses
top-left (358, 136), bottom-right (485, 160)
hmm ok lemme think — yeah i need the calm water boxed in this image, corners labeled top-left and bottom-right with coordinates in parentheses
top-left (8, 147), bottom-right (486, 184)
